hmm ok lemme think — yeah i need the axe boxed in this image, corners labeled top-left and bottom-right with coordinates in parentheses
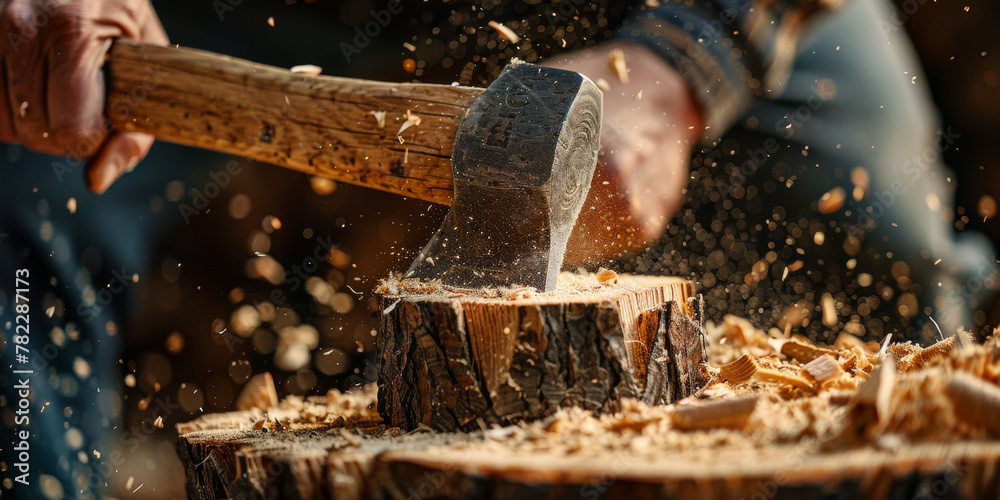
top-left (105, 40), bottom-right (602, 291)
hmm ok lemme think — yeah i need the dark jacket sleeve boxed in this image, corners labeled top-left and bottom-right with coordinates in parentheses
top-left (618, 0), bottom-right (838, 141)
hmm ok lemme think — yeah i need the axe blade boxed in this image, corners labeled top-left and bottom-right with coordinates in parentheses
top-left (406, 61), bottom-right (602, 291)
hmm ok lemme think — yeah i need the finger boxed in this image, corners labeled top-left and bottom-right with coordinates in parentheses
top-left (138, 3), bottom-right (169, 45)
top-left (85, 130), bottom-right (154, 194)
top-left (46, 37), bottom-right (112, 159)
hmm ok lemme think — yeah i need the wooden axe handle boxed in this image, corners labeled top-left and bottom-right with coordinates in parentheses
top-left (105, 39), bottom-right (484, 205)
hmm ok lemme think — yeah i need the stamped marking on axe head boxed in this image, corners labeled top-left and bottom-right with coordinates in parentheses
top-left (406, 61), bottom-right (603, 291)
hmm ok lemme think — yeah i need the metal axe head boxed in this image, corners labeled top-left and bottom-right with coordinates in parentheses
top-left (406, 61), bottom-right (602, 291)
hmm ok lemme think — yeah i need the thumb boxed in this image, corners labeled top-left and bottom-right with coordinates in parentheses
top-left (85, 131), bottom-right (155, 194)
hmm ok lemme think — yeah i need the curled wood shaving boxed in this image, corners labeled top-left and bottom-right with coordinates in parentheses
top-left (671, 395), bottom-right (758, 430)
top-left (487, 21), bottom-right (521, 43)
top-left (834, 332), bottom-right (877, 353)
top-left (754, 367), bottom-right (814, 391)
top-left (944, 372), bottom-right (1000, 436)
top-left (722, 315), bottom-right (771, 351)
top-left (608, 48), bottom-right (630, 84)
top-left (290, 64), bottom-right (322, 76)
top-left (396, 110), bottom-right (422, 143)
top-left (718, 354), bottom-right (758, 383)
top-left (781, 339), bottom-right (835, 364)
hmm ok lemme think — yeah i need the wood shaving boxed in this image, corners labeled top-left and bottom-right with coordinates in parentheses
top-left (818, 187), bottom-right (846, 214)
top-left (803, 354), bottom-right (845, 386)
top-left (369, 110), bottom-right (387, 128)
top-left (718, 354), bottom-right (757, 382)
top-left (487, 21), bottom-right (520, 43)
top-left (396, 110), bottom-right (422, 142)
top-left (608, 48), bottom-right (630, 84)
top-left (290, 64), bottom-right (322, 76)
top-left (898, 333), bottom-right (969, 372)
top-left (944, 372), bottom-right (1000, 436)
top-left (595, 269), bottom-right (618, 284)
top-left (236, 372), bottom-right (279, 411)
top-left (671, 395), bottom-right (758, 430)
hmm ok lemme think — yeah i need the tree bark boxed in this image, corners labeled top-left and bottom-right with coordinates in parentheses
top-left (176, 411), bottom-right (1000, 500)
top-left (374, 275), bottom-right (707, 431)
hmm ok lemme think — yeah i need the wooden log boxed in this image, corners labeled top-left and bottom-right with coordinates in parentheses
top-left (175, 402), bottom-right (1000, 500)
top-left (106, 39), bottom-right (483, 205)
top-left (374, 275), bottom-right (707, 431)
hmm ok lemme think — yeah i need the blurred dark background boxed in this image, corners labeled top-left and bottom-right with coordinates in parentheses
top-left (109, 0), bottom-right (997, 496)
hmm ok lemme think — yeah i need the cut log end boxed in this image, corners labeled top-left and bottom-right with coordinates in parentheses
top-left (374, 273), bottom-right (707, 431)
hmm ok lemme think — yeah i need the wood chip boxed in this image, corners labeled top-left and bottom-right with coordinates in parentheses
top-left (290, 64), bottom-right (322, 76)
top-left (608, 48), bottom-right (630, 84)
top-left (595, 269), bottom-right (618, 284)
top-left (154, 415), bottom-right (164, 428)
top-left (236, 372), bottom-right (279, 411)
top-left (853, 356), bottom-right (896, 427)
top-left (804, 354), bottom-right (844, 385)
top-left (487, 21), bottom-right (521, 43)
top-left (818, 187), bottom-right (846, 214)
top-left (821, 293), bottom-right (836, 327)
top-left (369, 110), bottom-right (387, 128)
top-left (671, 395), bottom-right (758, 430)
top-left (899, 334), bottom-right (968, 372)
top-left (595, 78), bottom-right (611, 92)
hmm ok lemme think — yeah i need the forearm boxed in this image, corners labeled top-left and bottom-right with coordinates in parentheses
top-left (620, 0), bottom-right (839, 142)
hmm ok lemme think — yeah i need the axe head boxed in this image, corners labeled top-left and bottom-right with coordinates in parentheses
top-left (406, 61), bottom-right (602, 291)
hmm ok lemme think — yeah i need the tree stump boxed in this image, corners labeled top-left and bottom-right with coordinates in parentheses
top-left (374, 274), bottom-right (707, 431)
top-left (175, 394), bottom-right (1000, 500)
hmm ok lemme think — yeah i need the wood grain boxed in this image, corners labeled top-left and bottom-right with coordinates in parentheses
top-left (105, 39), bottom-right (484, 205)
top-left (176, 413), bottom-right (1000, 500)
top-left (375, 275), bottom-right (706, 431)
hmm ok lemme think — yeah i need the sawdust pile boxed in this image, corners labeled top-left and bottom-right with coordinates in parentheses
top-left (458, 326), bottom-right (1000, 462)
top-left (228, 314), bottom-right (1000, 462)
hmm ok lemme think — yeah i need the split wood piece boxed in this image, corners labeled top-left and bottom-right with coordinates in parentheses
top-left (106, 39), bottom-right (483, 205)
top-left (175, 412), bottom-right (1000, 500)
top-left (375, 275), bottom-right (706, 431)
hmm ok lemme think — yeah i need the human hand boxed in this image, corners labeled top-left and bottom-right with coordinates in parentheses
top-left (0, 0), bottom-right (167, 193)
top-left (546, 41), bottom-right (703, 267)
